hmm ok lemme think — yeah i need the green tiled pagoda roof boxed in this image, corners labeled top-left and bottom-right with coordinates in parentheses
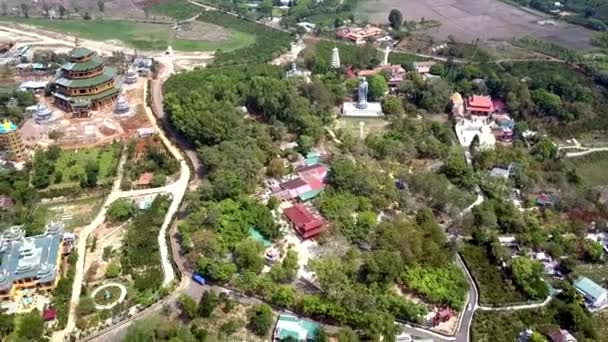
top-left (61, 56), bottom-right (104, 72)
top-left (70, 47), bottom-right (93, 59)
top-left (53, 78), bottom-right (122, 103)
top-left (55, 67), bottom-right (117, 88)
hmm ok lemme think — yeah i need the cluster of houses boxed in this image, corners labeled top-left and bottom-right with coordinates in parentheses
top-left (452, 93), bottom-right (515, 149)
top-left (518, 328), bottom-right (577, 342)
top-left (266, 152), bottom-right (329, 240)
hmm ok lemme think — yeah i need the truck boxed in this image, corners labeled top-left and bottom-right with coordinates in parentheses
top-left (192, 273), bottom-right (206, 286)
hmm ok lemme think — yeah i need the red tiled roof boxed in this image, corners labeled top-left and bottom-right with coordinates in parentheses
top-left (284, 204), bottom-right (326, 239)
top-left (43, 308), bottom-right (57, 321)
top-left (138, 172), bottom-right (154, 185)
top-left (307, 178), bottom-right (324, 190)
top-left (280, 177), bottom-right (308, 190)
top-left (0, 196), bottom-right (14, 209)
top-left (358, 69), bottom-right (380, 77)
top-left (467, 95), bottom-right (494, 113)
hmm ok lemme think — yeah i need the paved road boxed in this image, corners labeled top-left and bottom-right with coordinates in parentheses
top-left (564, 146), bottom-right (608, 158)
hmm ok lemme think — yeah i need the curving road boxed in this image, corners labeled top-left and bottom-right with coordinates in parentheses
top-left (50, 58), bottom-right (191, 342)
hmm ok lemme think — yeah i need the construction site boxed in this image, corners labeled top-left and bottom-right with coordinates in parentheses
top-left (0, 26), bottom-right (155, 150)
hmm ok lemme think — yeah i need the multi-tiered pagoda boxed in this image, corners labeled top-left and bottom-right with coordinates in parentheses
top-left (52, 39), bottom-right (122, 118)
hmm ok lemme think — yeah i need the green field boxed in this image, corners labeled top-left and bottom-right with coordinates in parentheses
top-left (571, 151), bottom-right (608, 186)
top-left (54, 145), bottom-right (120, 184)
top-left (41, 195), bottom-right (105, 230)
top-left (2, 18), bottom-right (255, 52)
top-left (150, 1), bottom-right (203, 20)
top-left (577, 263), bottom-right (608, 288)
top-left (335, 117), bottom-right (390, 139)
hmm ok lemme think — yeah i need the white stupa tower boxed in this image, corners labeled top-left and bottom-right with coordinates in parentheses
top-left (331, 46), bottom-right (341, 69)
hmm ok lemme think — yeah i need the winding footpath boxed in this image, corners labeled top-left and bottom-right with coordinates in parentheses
top-left (49, 56), bottom-right (191, 342)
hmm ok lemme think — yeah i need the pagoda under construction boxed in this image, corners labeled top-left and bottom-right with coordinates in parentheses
top-left (52, 39), bottom-right (122, 118)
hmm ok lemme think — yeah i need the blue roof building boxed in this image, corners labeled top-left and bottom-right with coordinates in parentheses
top-left (273, 314), bottom-right (320, 341)
top-left (0, 222), bottom-right (66, 302)
top-left (574, 276), bottom-right (607, 308)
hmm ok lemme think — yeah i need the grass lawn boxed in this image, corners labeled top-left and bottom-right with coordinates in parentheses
top-left (92, 284), bottom-right (124, 306)
top-left (577, 263), bottom-right (608, 288)
top-left (272, 7), bottom-right (286, 18)
top-left (335, 117), bottom-right (389, 139)
top-left (41, 195), bottom-right (105, 230)
top-left (149, 1), bottom-right (203, 20)
top-left (54, 145), bottom-right (120, 185)
top-left (1, 18), bottom-right (255, 52)
top-left (461, 243), bottom-right (529, 305)
top-left (570, 151), bottom-right (608, 186)
top-left (593, 310), bottom-right (608, 342)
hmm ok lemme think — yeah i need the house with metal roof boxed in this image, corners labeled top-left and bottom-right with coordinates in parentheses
top-left (574, 276), bottom-right (607, 308)
top-left (0, 222), bottom-right (66, 302)
top-left (283, 204), bottom-right (326, 239)
top-left (273, 314), bottom-right (320, 341)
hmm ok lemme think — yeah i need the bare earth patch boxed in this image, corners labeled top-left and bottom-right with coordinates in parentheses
top-left (357, 0), bottom-right (594, 49)
top-left (176, 21), bottom-right (231, 41)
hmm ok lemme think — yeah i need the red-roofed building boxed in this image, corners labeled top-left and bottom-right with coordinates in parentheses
top-left (0, 196), bottom-right (14, 210)
top-left (43, 307), bottom-right (57, 321)
top-left (336, 26), bottom-right (384, 44)
top-left (137, 172), bottom-right (154, 188)
top-left (433, 307), bottom-right (454, 326)
top-left (297, 164), bottom-right (328, 181)
top-left (356, 65), bottom-right (406, 88)
top-left (547, 329), bottom-right (577, 342)
top-left (466, 95), bottom-right (495, 115)
top-left (345, 65), bottom-right (357, 79)
top-left (279, 177), bottom-right (311, 199)
top-left (283, 204), bottom-right (326, 239)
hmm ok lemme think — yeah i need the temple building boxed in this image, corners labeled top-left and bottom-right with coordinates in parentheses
top-left (52, 41), bottom-right (122, 118)
top-left (33, 104), bottom-right (54, 124)
top-left (0, 120), bottom-right (25, 160)
top-left (124, 66), bottom-right (138, 84)
top-left (466, 95), bottom-right (495, 115)
top-left (0, 223), bottom-right (66, 302)
top-left (114, 95), bottom-right (133, 118)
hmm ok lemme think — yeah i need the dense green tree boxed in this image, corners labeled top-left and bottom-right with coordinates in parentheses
top-left (198, 290), bottom-right (218, 318)
top-left (510, 257), bottom-right (549, 299)
top-left (367, 74), bottom-right (388, 101)
top-left (235, 239), bottom-right (265, 273)
top-left (107, 199), bottom-right (136, 222)
top-left (388, 9), bottom-right (403, 30)
top-left (382, 95), bottom-right (404, 115)
top-left (583, 240), bottom-right (603, 262)
top-left (178, 294), bottom-right (198, 320)
top-left (247, 304), bottom-right (273, 336)
top-left (77, 296), bottom-right (95, 316)
top-left (14, 310), bottom-right (44, 340)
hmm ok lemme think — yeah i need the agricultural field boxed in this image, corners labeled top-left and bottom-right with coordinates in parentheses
top-left (570, 152), bottom-right (608, 187)
top-left (3, 18), bottom-right (255, 52)
top-left (41, 195), bottom-right (105, 230)
top-left (356, 0), bottom-right (594, 49)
